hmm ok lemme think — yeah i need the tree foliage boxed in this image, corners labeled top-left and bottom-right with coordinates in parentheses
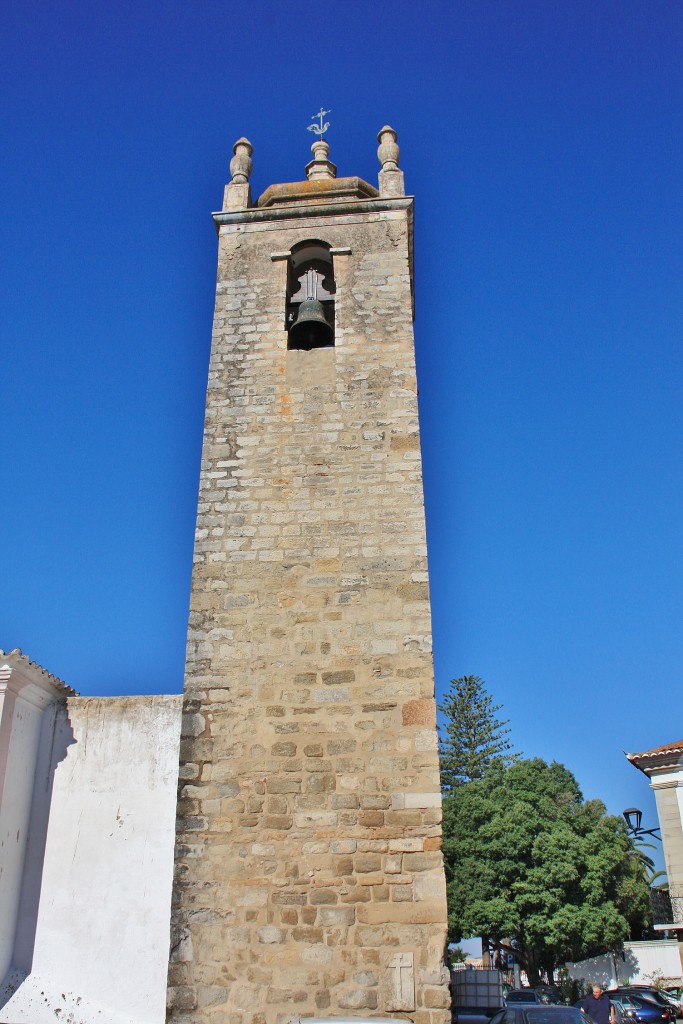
top-left (438, 675), bottom-right (518, 790)
top-left (442, 758), bottom-right (651, 984)
top-left (630, 836), bottom-right (667, 887)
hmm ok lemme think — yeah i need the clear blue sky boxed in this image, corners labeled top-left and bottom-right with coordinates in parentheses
top-left (2, 1), bottom-right (682, 834)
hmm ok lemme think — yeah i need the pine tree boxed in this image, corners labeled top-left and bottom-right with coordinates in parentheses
top-left (438, 675), bottom-right (518, 790)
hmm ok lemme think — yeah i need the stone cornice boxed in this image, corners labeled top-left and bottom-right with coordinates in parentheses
top-left (257, 176), bottom-right (379, 208)
top-left (213, 195), bottom-right (414, 231)
top-left (627, 751), bottom-right (683, 776)
top-left (650, 777), bottom-right (682, 790)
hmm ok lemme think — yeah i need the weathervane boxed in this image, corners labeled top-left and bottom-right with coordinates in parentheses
top-left (307, 108), bottom-right (331, 140)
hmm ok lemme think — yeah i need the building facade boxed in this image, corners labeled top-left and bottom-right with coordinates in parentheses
top-left (0, 649), bottom-right (180, 1024)
top-left (167, 129), bottom-right (450, 1024)
top-left (628, 740), bottom-right (683, 936)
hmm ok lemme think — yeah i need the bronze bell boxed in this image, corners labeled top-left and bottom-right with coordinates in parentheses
top-left (288, 299), bottom-right (334, 350)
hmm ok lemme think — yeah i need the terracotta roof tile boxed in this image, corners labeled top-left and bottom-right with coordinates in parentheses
top-left (627, 740), bottom-right (683, 759)
top-left (0, 648), bottom-right (78, 696)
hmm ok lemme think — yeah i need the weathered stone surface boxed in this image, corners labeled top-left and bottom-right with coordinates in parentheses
top-left (167, 132), bottom-right (449, 1024)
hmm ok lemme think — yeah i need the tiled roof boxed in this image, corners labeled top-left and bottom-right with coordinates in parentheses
top-left (0, 648), bottom-right (78, 697)
top-left (626, 740), bottom-right (683, 777)
top-left (627, 740), bottom-right (683, 760)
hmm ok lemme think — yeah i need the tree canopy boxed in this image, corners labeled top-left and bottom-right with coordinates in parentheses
top-left (438, 674), bottom-right (518, 790)
top-left (442, 758), bottom-right (651, 984)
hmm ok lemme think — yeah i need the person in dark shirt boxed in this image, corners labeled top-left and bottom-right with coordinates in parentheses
top-left (581, 984), bottom-right (616, 1024)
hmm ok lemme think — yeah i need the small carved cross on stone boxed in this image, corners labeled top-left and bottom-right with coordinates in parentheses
top-left (387, 951), bottom-right (415, 1011)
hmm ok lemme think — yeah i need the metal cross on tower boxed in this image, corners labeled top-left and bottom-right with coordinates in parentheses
top-left (307, 108), bottom-right (331, 139)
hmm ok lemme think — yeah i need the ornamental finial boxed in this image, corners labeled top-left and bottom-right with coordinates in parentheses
top-left (223, 137), bottom-right (253, 211)
top-left (230, 137), bottom-right (253, 184)
top-left (305, 111), bottom-right (336, 181)
top-left (377, 125), bottom-right (404, 197)
top-left (307, 108), bottom-right (331, 141)
top-left (377, 126), bottom-right (400, 171)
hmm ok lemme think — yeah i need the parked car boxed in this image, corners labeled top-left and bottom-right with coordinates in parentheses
top-left (663, 990), bottom-right (683, 1018)
top-left (612, 989), bottom-right (678, 1021)
top-left (609, 994), bottom-right (675, 1024)
top-left (491, 1006), bottom-right (593, 1024)
top-left (506, 990), bottom-right (564, 1007)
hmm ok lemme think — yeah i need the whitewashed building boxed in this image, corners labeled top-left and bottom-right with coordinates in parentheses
top-left (0, 649), bottom-right (181, 1024)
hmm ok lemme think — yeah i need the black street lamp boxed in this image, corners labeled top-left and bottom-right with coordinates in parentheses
top-left (623, 806), bottom-right (661, 841)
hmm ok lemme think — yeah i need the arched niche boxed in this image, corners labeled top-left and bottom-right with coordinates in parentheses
top-left (286, 240), bottom-right (335, 351)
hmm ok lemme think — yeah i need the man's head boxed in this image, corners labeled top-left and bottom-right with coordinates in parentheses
top-left (592, 985), bottom-right (604, 999)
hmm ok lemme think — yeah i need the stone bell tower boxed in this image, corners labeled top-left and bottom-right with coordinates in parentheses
top-left (167, 124), bottom-right (450, 1024)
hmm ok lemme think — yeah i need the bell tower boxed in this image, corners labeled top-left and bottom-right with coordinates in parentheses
top-left (167, 124), bottom-right (450, 1024)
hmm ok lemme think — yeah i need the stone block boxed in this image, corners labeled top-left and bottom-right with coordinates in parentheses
top-left (331, 794), bottom-right (359, 810)
top-left (414, 872), bottom-right (447, 902)
top-left (271, 741), bottom-right (297, 756)
top-left (357, 899), bottom-right (445, 925)
top-left (358, 809), bottom-right (385, 827)
top-left (309, 888), bottom-right (339, 905)
top-left (331, 839), bottom-right (357, 853)
top-left (292, 926), bottom-right (323, 943)
top-left (356, 872), bottom-right (385, 887)
top-left (321, 670), bottom-right (355, 685)
top-left (262, 814), bottom-right (292, 830)
top-left (338, 988), bottom-right (378, 1010)
top-left (316, 906), bottom-right (356, 927)
top-left (306, 773), bottom-right (336, 794)
top-left (388, 837), bottom-right (424, 853)
top-left (265, 988), bottom-right (308, 1005)
top-left (301, 944), bottom-right (334, 964)
top-left (167, 987), bottom-right (197, 1012)
top-left (354, 971), bottom-right (379, 986)
top-left (340, 886), bottom-right (371, 903)
top-left (294, 810), bottom-right (337, 828)
top-left (424, 986), bottom-right (451, 1008)
top-left (360, 794), bottom-right (391, 810)
top-left (424, 836), bottom-right (442, 851)
top-left (271, 892), bottom-right (307, 906)
top-left (403, 852), bottom-right (439, 872)
top-left (354, 853), bottom-right (382, 872)
top-left (265, 778), bottom-right (301, 794)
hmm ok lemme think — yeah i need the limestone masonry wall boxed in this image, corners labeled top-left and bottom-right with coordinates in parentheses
top-left (168, 178), bottom-right (450, 1024)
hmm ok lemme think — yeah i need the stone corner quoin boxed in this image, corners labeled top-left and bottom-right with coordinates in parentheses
top-left (167, 128), bottom-right (451, 1024)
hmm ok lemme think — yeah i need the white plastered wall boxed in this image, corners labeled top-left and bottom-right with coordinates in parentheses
top-left (0, 693), bottom-right (182, 1024)
top-left (0, 661), bottom-right (60, 983)
top-left (650, 762), bottom-right (683, 922)
top-left (566, 939), bottom-right (682, 986)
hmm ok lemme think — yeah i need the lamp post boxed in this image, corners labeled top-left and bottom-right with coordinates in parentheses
top-left (622, 807), bottom-right (661, 841)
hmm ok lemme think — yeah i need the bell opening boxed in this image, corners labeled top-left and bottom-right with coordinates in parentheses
top-left (286, 240), bottom-right (336, 352)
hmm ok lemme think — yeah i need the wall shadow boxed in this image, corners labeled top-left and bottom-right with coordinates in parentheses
top-left (0, 701), bottom-right (76, 1009)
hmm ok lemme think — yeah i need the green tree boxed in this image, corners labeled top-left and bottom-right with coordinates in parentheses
top-left (438, 675), bottom-right (518, 790)
top-left (442, 758), bottom-right (651, 985)
top-left (630, 836), bottom-right (667, 886)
